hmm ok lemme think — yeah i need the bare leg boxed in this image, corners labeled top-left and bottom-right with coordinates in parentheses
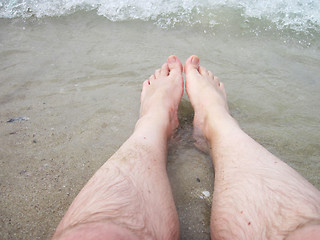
top-left (184, 55), bottom-right (320, 240)
top-left (53, 55), bottom-right (184, 240)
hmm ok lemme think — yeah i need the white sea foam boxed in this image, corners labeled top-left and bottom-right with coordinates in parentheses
top-left (0, 0), bottom-right (319, 33)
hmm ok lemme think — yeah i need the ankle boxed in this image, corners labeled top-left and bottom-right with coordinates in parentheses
top-left (136, 110), bottom-right (169, 128)
top-left (204, 110), bottom-right (239, 143)
top-left (134, 113), bottom-right (171, 141)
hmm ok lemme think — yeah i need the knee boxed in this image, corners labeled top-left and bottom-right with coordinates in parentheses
top-left (52, 221), bottom-right (139, 240)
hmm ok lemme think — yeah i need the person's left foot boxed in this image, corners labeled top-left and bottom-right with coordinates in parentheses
top-left (138, 55), bottom-right (184, 138)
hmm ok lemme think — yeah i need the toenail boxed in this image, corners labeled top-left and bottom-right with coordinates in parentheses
top-left (191, 56), bottom-right (199, 65)
top-left (168, 55), bottom-right (176, 63)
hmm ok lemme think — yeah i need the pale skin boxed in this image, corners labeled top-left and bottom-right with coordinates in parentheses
top-left (53, 55), bottom-right (320, 240)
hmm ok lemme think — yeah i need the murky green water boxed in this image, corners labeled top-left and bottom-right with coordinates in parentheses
top-left (0, 12), bottom-right (319, 239)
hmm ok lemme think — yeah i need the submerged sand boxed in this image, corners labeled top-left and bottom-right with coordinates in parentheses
top-left (1, 12), bottom-right (320, 239)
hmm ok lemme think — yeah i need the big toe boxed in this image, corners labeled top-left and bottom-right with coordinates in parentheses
top-left (184, 55), bottom-right (200, 75)
top-left (167, 55), bottom-right (183, 75)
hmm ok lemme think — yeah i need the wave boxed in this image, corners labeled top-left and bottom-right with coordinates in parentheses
top-left (1, 0), bottom-right (319, 33)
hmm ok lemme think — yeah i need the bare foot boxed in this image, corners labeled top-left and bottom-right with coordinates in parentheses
top-left (184, 55), bottom-right (237, 151)
top-left (137, 55), bottom-right (184, 139)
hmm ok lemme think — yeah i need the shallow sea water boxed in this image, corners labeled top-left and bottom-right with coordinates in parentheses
top-left (0, 6), bottom-right (320, 240)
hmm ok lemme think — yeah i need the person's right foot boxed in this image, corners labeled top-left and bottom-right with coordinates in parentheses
top-left (184, 55), bottom-right (237, 151)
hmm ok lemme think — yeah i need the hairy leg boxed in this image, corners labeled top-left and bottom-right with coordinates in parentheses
top-left (185, 55), bottom-right (320, 240)
top-left (53, 55), bottom-right (184, 240)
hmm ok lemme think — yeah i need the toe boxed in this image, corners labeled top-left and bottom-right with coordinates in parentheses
top-left (154, 69), bottom-right (161, 78)
top-left (143, 79), bottom-right (150, 87)
top-left (198, 66), bottom-right (208, 76)
top-left (208, 71), bottom-right (214, 79)
top-left (213, 76), bottom-right (220, 85)
top-left (219, 81), bottom-right (224, 90)
top-left (219, 82), bottom-right (227, 98)
top-left (184, 55), bottom-right (200, 74)
top-left (149, 74), bottom-right (155, 84)
top-left (141, 80), bottom-right (149, 101)
top-left (160, 63), bottom-right (169, 76)
top-left (167, 55), bottom-right (183, 75)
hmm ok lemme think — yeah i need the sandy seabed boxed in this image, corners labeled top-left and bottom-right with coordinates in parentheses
top-left (1, 12), bottom-right (320, 239)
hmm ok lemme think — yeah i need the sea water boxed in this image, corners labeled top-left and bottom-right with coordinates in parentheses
top-left (0, 0), bottom-right (319, 239)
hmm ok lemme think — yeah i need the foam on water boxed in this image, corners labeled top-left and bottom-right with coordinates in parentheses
top-left (1, 0), bottom-right (319, 33)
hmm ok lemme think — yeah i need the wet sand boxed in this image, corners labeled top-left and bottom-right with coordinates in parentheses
top-left (0, 12), bottom-right (320, 239)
